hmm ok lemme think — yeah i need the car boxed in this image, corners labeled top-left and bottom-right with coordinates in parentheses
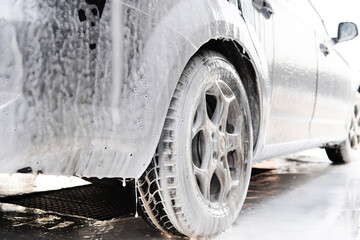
top-left (0, 0), bottom-right (358, 238)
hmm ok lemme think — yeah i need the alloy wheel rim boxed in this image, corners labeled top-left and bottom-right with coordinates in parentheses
top-left (349, 93), bottom-right (360, 149)
top-left (191, 79), bottom-right (244, 206)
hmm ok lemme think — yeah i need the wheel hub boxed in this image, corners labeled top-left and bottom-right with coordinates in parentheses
top-left (218, 137), bottom-right (226, 155)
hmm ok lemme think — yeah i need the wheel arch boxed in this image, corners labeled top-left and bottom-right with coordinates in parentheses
top-left (198, 39), bottom-right (261, 148)
top-left (148, 0), bottom-right (272, 158)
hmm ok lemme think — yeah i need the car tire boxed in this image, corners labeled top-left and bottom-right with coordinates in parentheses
top-left (137, 51), bottom-right (253, 237)
top-left (326, 91), bottom-right (360, 164)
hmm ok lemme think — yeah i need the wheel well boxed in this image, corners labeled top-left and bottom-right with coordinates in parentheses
top-left (198, 39), bottom-right (260, 147)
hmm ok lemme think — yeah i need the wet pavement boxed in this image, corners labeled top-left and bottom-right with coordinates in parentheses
top-left (0, 149), bottom-right (359, 239)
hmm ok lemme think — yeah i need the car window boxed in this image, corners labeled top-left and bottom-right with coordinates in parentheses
top-left (289, 0), bottom-right (328, 37)
top-left (306, 0), bottom-right (330, 36)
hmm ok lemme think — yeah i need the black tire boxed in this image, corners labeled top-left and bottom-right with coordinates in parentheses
top-left (326, 92), bottom-right (360, 164)
top-left (137, 51), bottom-right (253, 237)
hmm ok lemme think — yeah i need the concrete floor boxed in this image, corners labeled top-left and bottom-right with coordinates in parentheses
top-left (0, 149), bottom-right (359, 239)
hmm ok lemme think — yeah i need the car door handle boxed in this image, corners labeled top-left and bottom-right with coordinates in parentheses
top-left (319, 43), bottom-right (329, 56)
top-left (252, 0), bottom-right (274, 18)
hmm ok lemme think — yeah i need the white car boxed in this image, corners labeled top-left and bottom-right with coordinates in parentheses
top-left (0, 0), bottom-right (358, 237)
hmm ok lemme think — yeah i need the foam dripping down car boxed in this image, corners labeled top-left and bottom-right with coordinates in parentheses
top-left (0, 0), bottom-right (358, 237)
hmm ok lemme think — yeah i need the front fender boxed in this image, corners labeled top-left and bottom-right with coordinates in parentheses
top-left (143, 0), bottom-right (271, 160)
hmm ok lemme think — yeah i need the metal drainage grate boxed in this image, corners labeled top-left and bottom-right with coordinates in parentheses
top-left (0, 182), bottom-right (136, 220)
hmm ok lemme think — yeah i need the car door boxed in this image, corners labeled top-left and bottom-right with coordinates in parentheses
top-left (264, 0), bottom-right (318, 154)
top-left (308, 4), bottom-right (356, 142)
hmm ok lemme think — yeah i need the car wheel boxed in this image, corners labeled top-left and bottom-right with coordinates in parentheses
top-left (137, 51), bottom-right (253, 237)
top-left (326, 91), bottom-right (360, 164)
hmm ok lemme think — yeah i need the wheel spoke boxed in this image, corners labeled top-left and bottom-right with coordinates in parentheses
top-left (356, 112), bottom-right (360, 122)
top-left (350, 129), bottom-right (356, 148)
top-left (355, 134), bottom-right (359, 147)
top-left (352, 115), bottom-right (357, 128)
top-left (211, 81), bottom-right (236, 129)
top-left (351, 131), bottom-right (356, 145)
top-left (192, 95), bottom-right (207, 139)
top-left (355, 104), bottom-right (360, 121)
top-left (219, 101), bottom-right (231, 131)
top-left (226, 133), bottom-right (242, 152)
top-left (349, 130), bottom-right (354, 140)
top-left (351, 130), bottom-right (356, 143)
top-left (193, 165), bottom-right (211, 200)
top-left (211, 100), bottom-right (229, 128)
top-left (201, 130), bottom-right (213, 169)
top-left (215, 160), bottom-right (233, 204)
